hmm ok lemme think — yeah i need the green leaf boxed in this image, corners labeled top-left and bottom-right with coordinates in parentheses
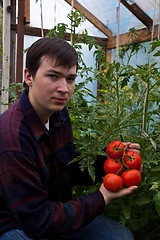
top-left (136, 195), bottom-right (152, 205)
top-left (153, 51), bottom-right (160, 56)
top-left (153, 192), bottom-right (160, 215)
top-left (149, 39), bottom-right (160, 52)
top-left (119, 200), bottom-right (131, 220)
top-left (121, 78), bottom-right (128, 88)
top-left (121, 203), bottom-right (130, 220)
top-left (151, 167), bottom-right (160, 171)
top-left (88, 165), bottom-right (95, 182)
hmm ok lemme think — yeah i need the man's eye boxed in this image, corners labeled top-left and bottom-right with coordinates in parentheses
top-left (67, 77), bottom-right (75, 82)
top-left (49, 75), bottom-right (57, 79)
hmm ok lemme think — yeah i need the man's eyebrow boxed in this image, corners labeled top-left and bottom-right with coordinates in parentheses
top-left (67, 73), bottom-right (77, 77)
top-left (46, 69), bottom-right (77, 77)
top-left (46, 69), bottom-right (61, 74)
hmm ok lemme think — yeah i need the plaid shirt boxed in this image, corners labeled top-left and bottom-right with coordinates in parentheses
top-left (0, 91), bottom-right (105, 238)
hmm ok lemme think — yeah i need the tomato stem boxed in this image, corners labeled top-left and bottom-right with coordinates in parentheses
top-left (116, 146), bottom-right (129, 174)
top-left (116, 165), bottom-right (123, 175)
top-left (121, 146), bottom-right (130, 171)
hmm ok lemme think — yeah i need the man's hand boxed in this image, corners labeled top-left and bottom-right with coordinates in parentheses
top-left (124, 142), bottom-right (143, 171)
top-left (100, 141), bottom-right (142, 205)
top-left (99, 183), bottom-right (138, 205)
top-left (123, 142), bottom-right (140, 154)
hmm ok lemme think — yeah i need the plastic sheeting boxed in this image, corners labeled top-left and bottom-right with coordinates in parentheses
top-left (29, 0), bottom-right (160, 37)
top-left (77, 0), bottom-right (159, 36)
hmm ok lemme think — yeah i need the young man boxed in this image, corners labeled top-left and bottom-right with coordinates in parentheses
top-left (0, 37), bottom-right (140, 240)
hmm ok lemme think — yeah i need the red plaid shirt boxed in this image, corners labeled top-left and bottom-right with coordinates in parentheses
top-left (0, 90), bottom-right (105, 238)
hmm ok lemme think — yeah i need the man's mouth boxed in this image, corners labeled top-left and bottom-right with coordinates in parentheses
top-left (52, 97), bottom-right (67, 103)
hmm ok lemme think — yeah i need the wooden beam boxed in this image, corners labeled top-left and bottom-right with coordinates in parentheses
top-left (121, 0), bottom-right (153, 27)
top-left (1, 0), bottom-right (11, 112)
top-left (16, 0), bottom-right (25, 90)
top-left (11, 23), bottom-right (160, 50)
top-left (107, 25), bottom-right (159, 49)
top-left (64, 0), bottom-right (112, 37)
top-left (11, 24), bottom-right (108, 47)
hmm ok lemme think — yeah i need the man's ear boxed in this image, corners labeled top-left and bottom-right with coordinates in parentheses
top-left (24, 68), bottom-right (33, 87)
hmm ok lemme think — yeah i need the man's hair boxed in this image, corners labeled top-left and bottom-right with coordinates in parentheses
top-left (24, 37), bottom-right (78, 92)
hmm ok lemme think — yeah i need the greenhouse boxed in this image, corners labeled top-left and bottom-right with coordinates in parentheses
top-left (0, 0), bottom-right (160, 240)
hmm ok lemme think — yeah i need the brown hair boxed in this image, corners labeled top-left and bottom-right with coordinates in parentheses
top-left (24, 37), bottom-right (78, 92)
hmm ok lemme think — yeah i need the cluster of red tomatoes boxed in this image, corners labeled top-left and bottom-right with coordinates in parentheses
top-left (103, 140), bottom-right (142, 192)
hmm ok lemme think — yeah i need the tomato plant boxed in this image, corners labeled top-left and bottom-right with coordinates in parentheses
top-left (121, 169), bottom-right (141, 187)
top-left (124, 151), bottom-right (142, 170)
top-left (103, 173), bottom-right (123, 192)
top-left (104, 158), bottom-right (123, 175)
top-left (106, 141), bottom-right (125, 159)
top-left (4, 12), bottom-right (160, 239)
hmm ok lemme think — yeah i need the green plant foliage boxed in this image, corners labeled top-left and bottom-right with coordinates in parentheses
top-left (67, 18), bottom-right (160, 239)
top-left (1, 10), bottom-right (160, 240)
top-left (0, 83), bottom-right (24, 105)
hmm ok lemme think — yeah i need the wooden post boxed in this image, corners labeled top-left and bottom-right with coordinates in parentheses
top-left (25, 0), bottom-right (30, 26)
top-left (10, 0), bottom-right (16, 84)
top-left (106, 49), bottom-right (112, 64)
top-left (16, 0), bottom-right (25, 96)
top-left (1, 0), bottom-right (11, 113)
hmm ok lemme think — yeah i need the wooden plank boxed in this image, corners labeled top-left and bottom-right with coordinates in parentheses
top-left (10, 0), bottom-right (16, 84)
top-left (16, 0), bottom-right (25, 86)
top-left (25, 0), bottom-right (30, 25)
top-left (11, 22), bottom-right (159, 51)
top-left (1, 0), bottom-right (11, 113)
top-left (106, 49), bottom-right (112, 63)
top-left (107, 25), bottom-right (159, 49)
top-left (121, 0), bottom-right (153, 27)
top-left (64, 0), bottom-right (112, 37)
top-left (11, 24), bottom-right (108, 47)
top-left (11, 23), bottom-right (159, 50)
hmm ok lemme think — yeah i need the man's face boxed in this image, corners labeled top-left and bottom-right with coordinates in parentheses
top-left (24, 57), bottom-right (77, 122)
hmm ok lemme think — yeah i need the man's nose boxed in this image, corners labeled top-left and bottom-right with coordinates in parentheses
top-left (57, 78), bottom-right (68, 93)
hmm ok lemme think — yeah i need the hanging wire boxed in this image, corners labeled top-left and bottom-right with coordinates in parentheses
top-left (158, 0), bottom-right (160, 39)
top-left (149, 0), bottom-right (157, 66)
top-left (70, 0), bottom-right (74, 46)
top-left (116, 0), bottom-right (120, 63)
top-left (0, 3), bottom-right (2, 64)
top-left (141, 0), bottom-right (157, 151)
top-left (40, 0), bottom-right (44, 37)
top-left (115, 0), bottom-right (121, 115)
top-left (54, 0), bottom-right (57, 27)
top-left (156, 0), bottom-right (160, 67)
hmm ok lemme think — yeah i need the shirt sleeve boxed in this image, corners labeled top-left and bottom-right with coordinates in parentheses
top-left (0, 151), bottom-right (105, 239)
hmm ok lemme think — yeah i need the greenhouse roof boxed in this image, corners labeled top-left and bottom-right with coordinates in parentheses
top-left (73, 0), bottom-right (159, 37)
top-left (27, 0), bottom-right (159, 39)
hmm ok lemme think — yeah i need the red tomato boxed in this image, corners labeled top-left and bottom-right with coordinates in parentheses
top-left (103, 173), bottom-right (123, 192)
top-left (121, 169), bottom-right (141, 187)
top-left (104, 158), bottom-right (123, 175)
top-left (106, 141), bottom-right (125, 159)
top-left (124, 151), bottom-right (142, 170)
